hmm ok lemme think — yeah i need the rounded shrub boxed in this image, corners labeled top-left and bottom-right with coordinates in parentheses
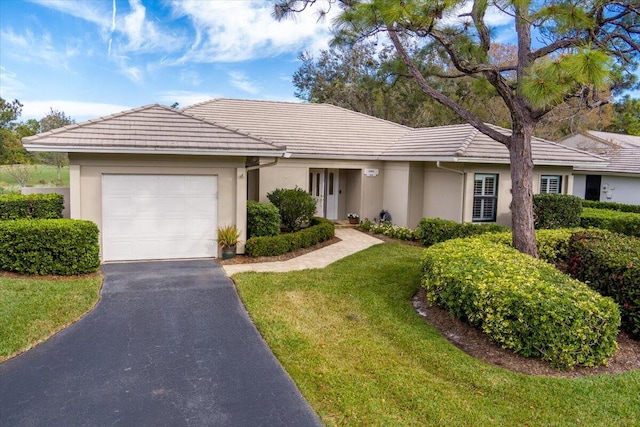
top-left (533, 193), bottom-right (582, 229)
top-left (0, 193), bottom-right (64, 220)
top-left (415, 217), bottom-right (508, 246)
top-left (247, 201), bottom-right (281, 238)
top-left (0, 219), bottom-right (100, 275)
top-left (421, 238), bottom-right (620, 369)
top-left (267, 187), bottom-right (317, 232)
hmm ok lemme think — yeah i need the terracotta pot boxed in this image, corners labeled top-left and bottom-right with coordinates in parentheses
top-left (348, 218), bottom-right (359, 224)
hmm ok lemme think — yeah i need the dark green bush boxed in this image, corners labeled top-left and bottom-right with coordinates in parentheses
top-left (246, 201), bottom-right (281, 238)
top-left (533, 193), bottom-right (582, 229)
top-left (0, 193), bottom-right (64, 220)
top-left (582, 200), bottom-right (640, 214)
top-left (421, 238), bottom-right (620, 369)
top-left (267, 187), bottom-right (317, 232)
top-left (245, 217), bottom-right (334, 257)
top-left (567, 230), bottom-right (640, 337)
top-left (415, 217), bottom-right (508, 246)
top-left (0, 219), bottom-right (100, 275)
top-left (580, 207), bottom-right (640, 237)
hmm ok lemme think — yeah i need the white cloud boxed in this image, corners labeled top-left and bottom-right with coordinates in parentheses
top-left (20, 100), bottom-right (132, 121)
top-left (0, 67), bottom-right (26, 97)
top-left (156, 90), bottom-right (221, 107)
top-left (0, 29), bottom-right (79, 70)
top-left (228, 71), bottom-right (260, 94)
top-left (169, 0), bottom-right (337, 63)
top-left (29, 0), bottom-right (112, 31)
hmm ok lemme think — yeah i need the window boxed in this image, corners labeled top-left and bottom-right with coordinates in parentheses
top-left (540, 175), bottom-right (562, 194)
top-left (473, 174), bottom-right (498, 222)
top-left (309, 173), bottom-right (313, 194)
top-left (328, 172), bottom-right (334, 195)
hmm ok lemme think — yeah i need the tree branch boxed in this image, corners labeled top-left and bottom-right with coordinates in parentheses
top-left (388, 29), bottom-right (510, 146)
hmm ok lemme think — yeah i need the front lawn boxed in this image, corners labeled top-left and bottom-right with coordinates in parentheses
top-left (235, 243), bottom-right (640, 426)
top-left (0, 165), bottom-right (70, 191)
top-left (0, 274), bottom-right (102, 361)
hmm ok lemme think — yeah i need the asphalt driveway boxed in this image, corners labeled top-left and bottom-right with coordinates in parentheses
top-left (0, 260), bottom-right (322, 427)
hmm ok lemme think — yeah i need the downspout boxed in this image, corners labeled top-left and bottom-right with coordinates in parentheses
top-left (436, 161), bottom-right (466, 223)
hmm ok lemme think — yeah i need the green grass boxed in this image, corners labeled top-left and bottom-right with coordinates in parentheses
top-left (234, 243), bottom-right (640, 427)
top-left (0, 273), bottom-right (102, 361)
top-left (0, 165), bottom-right (70, 191)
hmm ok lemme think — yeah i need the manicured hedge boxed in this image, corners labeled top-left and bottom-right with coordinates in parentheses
top-left (533, 194), bottom-right (582, 229)
top-left (245, 217), bottom-right (334, 257)
top-left (582, 200), bottom-right (640, 214)
top-left (568, 230), bottom-right (640, 337)
top-left (247, 201), bottom-right (281, 238)
top-left (0, 219), bottom-right (100, 275)
top-left (581, 207), bottom-right (640, 237)
top-left (416, 218), bottom-right (508, 246)
top-left (0, 193), bottom-right (64, 220)
top-left (482, 228), bottom-right (580, 264)
top-left (421, 238), bottom-right (620, 369)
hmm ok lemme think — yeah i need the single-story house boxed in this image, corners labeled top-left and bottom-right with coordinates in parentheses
top-left (23, 99), bottom-right (605, 262)
top-left (560, 130), bottom-right (640, 205)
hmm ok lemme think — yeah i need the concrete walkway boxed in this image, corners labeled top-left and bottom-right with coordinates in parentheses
top-left (223, 228), bottom-right (383, 275)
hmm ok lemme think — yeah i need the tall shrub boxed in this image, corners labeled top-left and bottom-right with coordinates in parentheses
top-left (568, 230), bottom-right (640, 336)
top-left (0, 193), bottom-right (63, 220)
top-left (580, 208), bottom-right (640, 237)
top-left (533, 194), bottom-right (582, 229)
top-left (246, 201), bottom-right (280, 238)
top-left (0, 219), bottom-right (100, 275)
top-left (267, 187), bottom-right (317, 232)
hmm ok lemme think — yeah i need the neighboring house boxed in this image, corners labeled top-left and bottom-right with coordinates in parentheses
top-left (23, 99), bottom-right (604, 262)
top-left (560, 131), bottom-right (640, 205)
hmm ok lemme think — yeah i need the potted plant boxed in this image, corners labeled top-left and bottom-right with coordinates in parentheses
top-left (347, 213), bottom-right (360, 225)
top-left (217, 225), bottom-right (240, 260)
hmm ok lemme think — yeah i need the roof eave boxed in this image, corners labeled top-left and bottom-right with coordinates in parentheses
top-left (23, 144), bottom-right (287, 158)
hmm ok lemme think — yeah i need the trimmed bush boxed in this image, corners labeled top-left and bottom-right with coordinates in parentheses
top-left (533, 193), bottom-right (582, 229)
top-left (0, 193), bottom-right (64, 220)
top-left (415, 217), bottom-right (508, 246)
top-left (247, 201), bottom-right (281, 238)
top-left (482, 228), bottom-right (580, 264)
top-left (245, 217), bottom-right (334, 257)
top-left (567, 230), bottom-right (640, 336)
top-left (421, 238), bottom-right (620, 369)
top-left (267, 187), bottom-right (317, 232)
top-left (0, 219), bottom-right (100, 275)
top-left (582, 200), bottom-right (640, 214)
top-left (581, 207), bottom-right (640, 237)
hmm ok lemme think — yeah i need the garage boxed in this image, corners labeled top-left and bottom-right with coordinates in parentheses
top-left (102, 174), bottom-right (218, 261)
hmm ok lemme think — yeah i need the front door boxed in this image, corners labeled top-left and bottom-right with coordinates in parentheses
top-left (309, 168), bottom-right (340, 219)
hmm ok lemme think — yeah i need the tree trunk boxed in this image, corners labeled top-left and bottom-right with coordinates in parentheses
top-left (509, 121), bottom-right (539, 258)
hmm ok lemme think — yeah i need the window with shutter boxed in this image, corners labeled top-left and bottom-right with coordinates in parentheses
top-left (473, 174), bottom-right (498, 222)
top-left (540, 175), bottom-right (562, 194)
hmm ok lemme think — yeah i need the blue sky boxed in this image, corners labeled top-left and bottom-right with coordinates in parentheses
top-left (0, 0), bottom-right (340, 122)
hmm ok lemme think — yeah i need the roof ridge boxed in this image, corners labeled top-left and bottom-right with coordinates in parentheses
top-left (455, 125), bottom-right (480, 155)
top-left (22, 104), bottom-right (159, 142)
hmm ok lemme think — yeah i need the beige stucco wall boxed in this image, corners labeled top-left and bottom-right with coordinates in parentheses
top-left (423, 163), bottom-right (575, 227)
top-left (69, 153), bottom-right (246, 257)
top-left (382, 162), bottom-right (410, 226)
top-left (423, 164), bottom-right (466, 223)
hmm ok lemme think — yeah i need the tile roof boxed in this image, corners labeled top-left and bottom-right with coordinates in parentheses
top-left (22, 104), bottom-right (285, 155)
top-left (387, 123), bottom-right (605, 166)
top-left (584, 131), bottom-right (640, 149)
top-left (574, 148), bottom-right (640, 175)
top-left (182, 98), bottom-right (412, 158)
top-left (183, 99), bottom-right (604, 166)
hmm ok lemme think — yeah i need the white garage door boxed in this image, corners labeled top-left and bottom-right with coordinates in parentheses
top-left (102, 174), bottom-right (218, 261)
